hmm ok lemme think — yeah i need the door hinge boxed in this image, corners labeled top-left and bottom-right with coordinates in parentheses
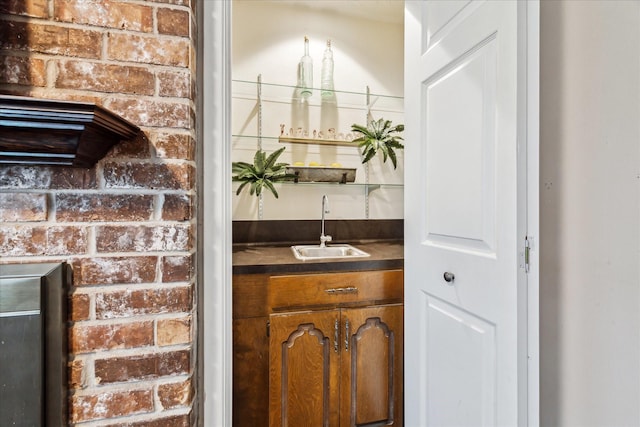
top-left (266, 320), bottom-right (270, 337)
top-left (524, 236), bottom-right (531, 273)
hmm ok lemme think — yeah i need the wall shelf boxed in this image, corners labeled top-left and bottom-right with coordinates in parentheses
top-left (278, 136), bottom-right (357, 147)
top-left (0, 95), bottom-right (140, 168)
top-left (232, 76), bottom-right (404, 220)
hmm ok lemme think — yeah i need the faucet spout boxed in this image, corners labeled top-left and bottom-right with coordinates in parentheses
top-left (320, 195), bottom-right (332, 247)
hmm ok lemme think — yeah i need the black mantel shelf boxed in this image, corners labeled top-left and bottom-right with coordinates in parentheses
top-left (0, 95), bottom-right (140, 168)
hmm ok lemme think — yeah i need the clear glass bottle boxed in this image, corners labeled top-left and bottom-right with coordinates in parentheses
top-left (321, 39), bottom-right (334, 97)
top-left (298, 36), bottom-right (313, 98)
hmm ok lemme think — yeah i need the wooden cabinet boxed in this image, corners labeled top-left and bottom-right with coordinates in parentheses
top-left (233, 269), bottom-right (403, 427)
top-left (269, 309), bottom-right (341, 427)
top-left (233, 273), bottom-right (270, 426)
top-left (269, 304), bottom-right (403, 427)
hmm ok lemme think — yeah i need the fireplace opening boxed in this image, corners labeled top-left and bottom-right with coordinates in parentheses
top-left (0, 263), bottom-right (70, 427)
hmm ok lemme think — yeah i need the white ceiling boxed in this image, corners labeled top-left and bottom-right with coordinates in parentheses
top-left (266, 0), bottom-right (404, 25)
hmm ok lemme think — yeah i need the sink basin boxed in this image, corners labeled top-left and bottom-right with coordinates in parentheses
top-left (291, 244), bottom-right (370, 261)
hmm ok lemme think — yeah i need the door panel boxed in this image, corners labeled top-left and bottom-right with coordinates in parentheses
top-left (341, 305), bottom-right (403, 427)
top-left (425, 293), bottom-right (496, 426)
top-left (405, 1), bottom-right (530, 425)
top-left (424, 1), bottom-right (475, 51)
top-left (424, 35), bottom-right (497, 253)
top-left (269, 310), bottom-right (340, 427)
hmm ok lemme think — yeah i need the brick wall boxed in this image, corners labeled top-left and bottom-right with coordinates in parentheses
top-left (0, 1), bottom-right (198, 425)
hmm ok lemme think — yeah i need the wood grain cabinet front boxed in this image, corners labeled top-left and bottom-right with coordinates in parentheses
top-left (269, 270), bottom-right (403, 427)
top-left (269, 304), bottom-right (403, 427)
top-left (233, 269), bottom-right (403, 427)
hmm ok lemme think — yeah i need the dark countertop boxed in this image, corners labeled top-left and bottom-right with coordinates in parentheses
top-left (233, 240), bottom-right (404, 275)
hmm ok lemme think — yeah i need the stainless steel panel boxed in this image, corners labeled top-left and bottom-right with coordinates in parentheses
top-left (0, 314), bottom-right (43, 426)
top-left (0, 263), bottom-right (69, 427)
top-left (0, 277), bottom-right (40, 315)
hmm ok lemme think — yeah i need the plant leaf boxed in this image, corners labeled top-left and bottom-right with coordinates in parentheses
top-left (352, 117), bottom-right (404, 167)
top-left (232, 147), bottom-right (293, 198)
top-left (263, 179), bottom-right (279, 198)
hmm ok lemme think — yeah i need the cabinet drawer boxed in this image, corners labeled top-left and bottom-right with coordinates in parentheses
top-left (268, 269), bottom-right (403, 311)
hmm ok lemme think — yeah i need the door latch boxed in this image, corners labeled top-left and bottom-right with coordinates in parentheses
top-left (524, 236), bottom-right (531, 273)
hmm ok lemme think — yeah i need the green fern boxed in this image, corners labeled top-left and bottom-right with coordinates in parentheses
top-left (232, 146), bottom-right (295, 198)
top-left (351, 118), bottom-right (404, 169)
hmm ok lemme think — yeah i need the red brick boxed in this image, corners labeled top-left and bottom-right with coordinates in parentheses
top-left (0, 225), bottom-right (87, 257)
top-left (107, 132), bottom-right (152, 159)
top-left (47, 226), bottom-right (88, 254)
top-left (0, 166), bottom-right (52, 189)
top-left (157, 316), bottom-right (191, 346)
top-left (50, 167), bottom-right (98, 189)
top-left (158, 378), bottom-right (193, 409)
top-left (0, 55), bottom-right (46, 86)
top-left (0, 226), bottom-right (44, 256)
top-left (0, 21), bottom-right (102, 58)
top-left (54, 0), bottom-right (153, 32)
top-left (158, 69), bottom-right (191, 98)
top-left (153, 133), bottom-right (194, 160)
top-left (55, 194), bottom-right (154, 222)
top-left (103, 414), bottom-right (190, 427)
top-left (0, 193), bottom-right (47, 221)
top-left (162, 194), bottom-right (192, 221)
top-left (103, 162), bottom-right (194, 190)
top-left (0, 0), bottom-right (48, 18)
top-left (107, 32), bottom-right (189, 67)
top-left (70, 293), bottom-right (91, 321)
top-left (56, 61), bottom-right (155, 95)
top-left (161, 254), bottom-right (192, 282)
top-left (69, 358), bottom-right (85, 389)
top-left (145, 0), bottom-right (190, 5)
top-left (107, 98), bottom-right (191, 128)
top-left (7, 91), bottom-right (106, 106)
top-left (0, 226), bottom-right (41, 255)
top-left (94, 350), bottom-right (190, 383)
top-left (0, 166), bottom-right (97, 190)
top-left (157, 8), bottom-right (190, 37)
top-left (96, 224), bottom-right (191, 252)
top-left (70, 321), bottom-right (154, 353)
top-left (72, 256), bottom-right (157, 286)
top-left (70, 389), bottom-right (154, 423)
top-left (95, 286), bottom-right (192, 319)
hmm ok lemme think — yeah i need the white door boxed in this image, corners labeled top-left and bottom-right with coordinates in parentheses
top-left (404, 1), bottom-right (538, 426)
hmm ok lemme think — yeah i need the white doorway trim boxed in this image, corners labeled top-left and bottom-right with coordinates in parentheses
top-left (524, 1), bottom-right (540, 425)
top-left (200, 2), bottom-right (538, 426)
top-left (202, 1), bottom-right (233, 426)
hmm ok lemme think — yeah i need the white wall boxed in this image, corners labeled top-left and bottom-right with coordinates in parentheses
top-left (231, 0), bottom-right (404, 220)
top-left (540, 1), bottom-right (640, 425)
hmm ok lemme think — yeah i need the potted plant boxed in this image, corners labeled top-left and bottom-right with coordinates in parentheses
top-left (351, 118), bottom-right (404, 169)
top-left (232, 146), bottom-right (295, 198)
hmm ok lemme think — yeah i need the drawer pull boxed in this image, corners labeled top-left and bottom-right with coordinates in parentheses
top-left (345, 318), bottom-right (350, 352)
top-left (325, 286), bottom-right (358, 295)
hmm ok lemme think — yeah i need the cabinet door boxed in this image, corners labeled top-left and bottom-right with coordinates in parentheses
top-left (340, 304), bottom-right (403, 427)
top-left (270, 310), bottom-right (341, 427)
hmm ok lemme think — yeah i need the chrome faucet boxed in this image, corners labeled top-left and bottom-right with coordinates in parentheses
top-left (320, 195), bottom-right (332, 247)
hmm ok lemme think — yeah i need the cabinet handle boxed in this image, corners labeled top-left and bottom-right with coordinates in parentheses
top-left (344, 318), bottom-right (350, 352)
top-left (334, 318), bottom-right (339, 353)
top-left (325, 287), bottom-right (358, 294)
